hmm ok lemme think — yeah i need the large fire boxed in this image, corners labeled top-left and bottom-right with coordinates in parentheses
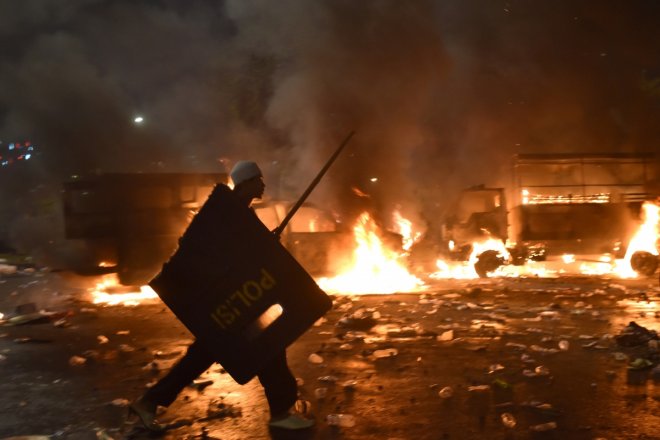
top-left (392, 210), bottom-right (421, 251)
top-left (90, 202), bottom-right (660, 306)
top-left (317, 212), bottom-right (424, 294)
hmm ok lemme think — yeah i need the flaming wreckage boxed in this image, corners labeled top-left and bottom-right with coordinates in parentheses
top-left (62, 173), bottom-right (356, 286)
top-left (62, 152), bottom-right (659, 287)
top-left (436, 153), bottom-right (659, 277)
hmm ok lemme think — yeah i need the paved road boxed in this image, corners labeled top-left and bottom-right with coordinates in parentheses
top-left (0, 271), bottom-right (659, 440)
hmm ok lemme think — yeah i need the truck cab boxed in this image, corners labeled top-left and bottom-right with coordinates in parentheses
top-left (442, 186), bottom-right (508, 258)
top-left (252, 200), bottom-right (354, 276)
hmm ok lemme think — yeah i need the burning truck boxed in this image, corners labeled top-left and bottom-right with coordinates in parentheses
top-left (61, 172), bottom-right (362, 287)
top-left (62, 173), bottom-right (224, 286)
top-left (431, 153), bottom-right (659, 277)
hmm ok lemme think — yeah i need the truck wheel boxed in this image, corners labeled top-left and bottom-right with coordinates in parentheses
top-left (630, 251), bottom-right (658, 277)
top-left (474, 250), bottom-right (504, 278)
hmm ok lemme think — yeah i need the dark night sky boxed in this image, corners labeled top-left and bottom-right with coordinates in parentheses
top-left (1, 0), bottom-right (659, 229)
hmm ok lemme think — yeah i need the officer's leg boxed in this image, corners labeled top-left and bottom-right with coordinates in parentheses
top-left (257, 350), bottom-right (298, 416)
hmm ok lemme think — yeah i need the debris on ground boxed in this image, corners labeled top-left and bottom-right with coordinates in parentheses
top-left (201, 399), bottom-right (242, 421)
top-left (326, 413), bottom-right (356, 428)
top-left (1, 302), bottom-right (72, 326)
top-left (336, 309), bottom-right (378, 331)
top-left (615, 321), bottom-right (659, 347)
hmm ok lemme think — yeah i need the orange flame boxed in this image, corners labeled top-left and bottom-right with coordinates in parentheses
top-left (392, 210), bottom-right (421, 251)
top-left (317, 212), bottom-right (423, 294)
top-left (89, 274), bottom-right (159, 306)
top-left (431, 202), bottom-right (660, 279)
top-left (614, 201), bottom-right (660, 277)
top-left (431, 237), bottom-right (510, 279)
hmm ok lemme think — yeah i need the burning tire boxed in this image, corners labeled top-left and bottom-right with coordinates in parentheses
top-left (630, 251), bottom-right (659, 277)
top-left (474, 250), bottom-right (504, 278)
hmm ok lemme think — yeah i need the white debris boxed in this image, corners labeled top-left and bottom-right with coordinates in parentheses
top-left (110, 398), bottom-right (130, 407)
top-left (0, 264), bottom-right (17, 275)
top-left (488, 364), bottom-right (505, 374)
top-left (308, 353), bottom-right (324, 364)
top-left (326, 413), bottom-right (356, 428)
top-left (437, 330), bottom-right (454, 341)
top-left (530, 345), bottom-right (559, 354)
top-left (341, 380), bottom-right (358, 390)
top-left (521, 354), bottom-right (536, 364)
top-left (467, 385), bottom-right (491, 392)
top-left (534, 365), bottom-right (550, 376)
top-left (69, 355), bottom-right (87, 366)
top-left (530, 421), bottom-right (557, 432)
top-left (438, 386), bottom-right (454, 398)
top-left (501, 412), bottom-right (516, 428)
top-left (373, 348), bottom-right (398, 359)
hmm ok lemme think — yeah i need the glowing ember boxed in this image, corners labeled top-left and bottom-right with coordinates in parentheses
top-left (318, 212), bottom-right (423, 294)
top-left (90, 275), bottom-right (159, 306)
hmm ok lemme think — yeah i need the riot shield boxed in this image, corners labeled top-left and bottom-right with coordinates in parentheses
top-left (150, 184), bottom-right (333, 384)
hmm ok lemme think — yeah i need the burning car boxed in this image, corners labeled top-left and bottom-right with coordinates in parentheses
top-left (253, 200), bottom-right (405, 277)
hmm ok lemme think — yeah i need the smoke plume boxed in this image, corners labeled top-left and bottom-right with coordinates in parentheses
top-left (1, 0), bottom-right (659, 247)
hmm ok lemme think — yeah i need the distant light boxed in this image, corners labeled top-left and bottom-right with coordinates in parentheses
top-left (370, 177), bottom-right (378, 183)
top-left (134, 116), bottom-right (144, 124)
top-left (25, 154), bottom-right (31, 160)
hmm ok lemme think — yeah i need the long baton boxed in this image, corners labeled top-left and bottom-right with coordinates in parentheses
top-left (273, 131), bottom-right (356, 237)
